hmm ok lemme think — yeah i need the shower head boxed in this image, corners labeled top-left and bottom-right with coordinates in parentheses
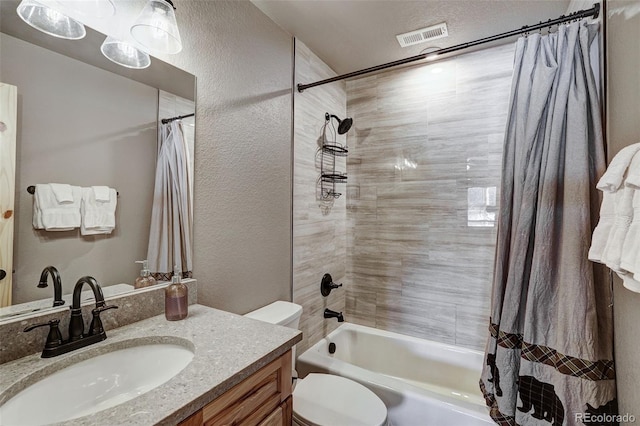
top-left (326, 113), bottom-right (354, 135)
top-left (338, 117), bottom-right (353, 134)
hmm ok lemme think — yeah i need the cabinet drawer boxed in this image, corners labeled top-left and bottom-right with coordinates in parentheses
top-left (205, 372), bottom-right (279, 426)
top-left (199, 350), bottom-right (292, 426)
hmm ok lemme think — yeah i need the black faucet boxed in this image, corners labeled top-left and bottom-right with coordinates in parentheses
top-left (69, 276), bottom-right (110, 341)
top-left (37, 266), bottom-right (65, 307)
top-left (324, 308), bottom-right (344, 322)
top-left (24, 276), bottom-right (118, 358)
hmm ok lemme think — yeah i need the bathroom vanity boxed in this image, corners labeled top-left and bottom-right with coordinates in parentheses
top-left (0, 304), bottom-right (301, 425)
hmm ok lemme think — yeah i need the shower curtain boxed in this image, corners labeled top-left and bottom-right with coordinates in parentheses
top-left (147, 120), bottom-right (193, 280)
top-left (480, 22), bottom-right (617, 425)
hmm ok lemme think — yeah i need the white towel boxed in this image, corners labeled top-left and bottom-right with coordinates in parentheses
top-left (589, 191), bottom-right (615, 262)
top-left (625, 148), bottom-right (640, 189)
top-left (621, 153), bottom-right (640, 276)
top-left (601, 187), bottom-right (634, 271)
top-left (32, 186), bottom-right (44, 230)
top-left (49, 183), bottom-right (74, 203)
top-left (92, 186), bottom-right (111, 202)
top-left (33, 184), bottom-right (82, 231)
top-left (81, 187), bottom-right (117, 235)
top-left (619, 272), bottom-right (640, 293)
top-left (597, 142), bottom-right (640, 192)
top-left (621, 190), bottom-right (640, 275)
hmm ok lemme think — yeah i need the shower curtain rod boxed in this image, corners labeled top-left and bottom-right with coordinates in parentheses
top-left (297, 3), bottom-right (600, 93)
top-left (161, 113), bottom-right (195, 124)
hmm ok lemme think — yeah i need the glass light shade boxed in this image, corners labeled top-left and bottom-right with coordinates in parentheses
top-left (100, 36), bottom-right (151, 69)
top-left (54, 0), bottom-right (116, 19)
top-left (16, 0), bottom-right (86, 40)
top-left (130, 0), bottom-right (182, 54)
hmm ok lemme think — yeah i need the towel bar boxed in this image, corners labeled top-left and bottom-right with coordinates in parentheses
top-left (27, 186), bottom-right (119, 197)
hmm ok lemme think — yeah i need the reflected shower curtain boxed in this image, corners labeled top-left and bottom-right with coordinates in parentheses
top-left (480, 22), bottom-right (617, 425)
top-left (147, 120), bottom-right (193, 280)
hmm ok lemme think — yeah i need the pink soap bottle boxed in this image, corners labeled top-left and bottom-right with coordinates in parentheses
top-left (134, 260), bottom-right (156, 289)
top-left (165, 267), bottom-right (188, 321)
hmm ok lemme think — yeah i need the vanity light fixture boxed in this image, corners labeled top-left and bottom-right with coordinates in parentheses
top-left (16, 0), bottom-right (86, 40)
top-left (130, 0), bottom-right (182, 54)
top-left (54, 0), bottom-right (116, 19)
top-left (101, 36), bottom-right (151, 69)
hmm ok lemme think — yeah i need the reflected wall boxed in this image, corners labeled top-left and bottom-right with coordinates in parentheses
top-left (2, 33), bottom-right (158, 303)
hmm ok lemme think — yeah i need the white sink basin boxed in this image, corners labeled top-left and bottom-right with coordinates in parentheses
top-left (0, 342), bottom-right (194, 425)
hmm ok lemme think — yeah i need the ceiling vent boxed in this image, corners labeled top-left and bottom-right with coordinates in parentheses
top-left (396, 23), bottom-right (449, 48)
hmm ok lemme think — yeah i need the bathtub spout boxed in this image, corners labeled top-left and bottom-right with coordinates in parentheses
top-left (324, 308), bottom-right (344, 322)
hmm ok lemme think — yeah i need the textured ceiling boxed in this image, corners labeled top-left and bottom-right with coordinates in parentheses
top-left (251, 0), bottom-right (572, 75)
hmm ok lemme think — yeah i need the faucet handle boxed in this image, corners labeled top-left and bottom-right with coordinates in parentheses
top-left (93, 304), bottom-right (118, 314)
top-left (321, 273), bottom-right (344, 297)
top-left (89, 305), bottom-right (118, 336)
top-left (24, 319), bottom-right (63, 349)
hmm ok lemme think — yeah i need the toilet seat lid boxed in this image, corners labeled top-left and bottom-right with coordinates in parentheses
top-left (293, 374), bottom-right (387, 426)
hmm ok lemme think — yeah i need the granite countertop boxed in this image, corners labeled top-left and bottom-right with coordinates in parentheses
top-left (0, 304), bottom-right (302, 425)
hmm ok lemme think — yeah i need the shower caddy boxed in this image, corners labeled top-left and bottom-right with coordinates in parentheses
top-left (320, 112), bottom-right (348, 199)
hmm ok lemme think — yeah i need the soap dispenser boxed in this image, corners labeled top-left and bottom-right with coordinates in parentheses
top-left (134, 260), bottom-right (157, 289)
top-left (165, 266), bottom-right (188, 321)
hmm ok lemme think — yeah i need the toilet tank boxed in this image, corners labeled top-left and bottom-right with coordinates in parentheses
top-left (244, 301), bottom-right (302, 330)
top-left (245, 301), bottom-right (303, 377)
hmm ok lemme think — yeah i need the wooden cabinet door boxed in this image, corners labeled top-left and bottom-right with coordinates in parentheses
top-left (177, 351), bottom-right (293, 426)
top-left (0, 83), bottom-right (17, 308)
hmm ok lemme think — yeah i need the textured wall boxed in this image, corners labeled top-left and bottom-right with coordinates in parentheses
top-left (606, 0), bottom-right (640, 416)
top-left (293, 40), bottom-right (347, 354)
top-left (153, 1), bottom-right (293, 313)
top-left (345, 44), bottom-right (514, 351)
top-left (1, 33), bottom-right (157, 303)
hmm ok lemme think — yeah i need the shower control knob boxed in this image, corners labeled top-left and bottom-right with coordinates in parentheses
top-left (320, 273), bottom-right (343, 297)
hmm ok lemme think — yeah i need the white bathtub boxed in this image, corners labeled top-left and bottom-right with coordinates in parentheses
top-left (296, 323), bottom-right (493, 426)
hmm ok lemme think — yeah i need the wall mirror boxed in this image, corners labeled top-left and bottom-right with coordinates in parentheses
top-left (0, 0), bottom-right (196, 322)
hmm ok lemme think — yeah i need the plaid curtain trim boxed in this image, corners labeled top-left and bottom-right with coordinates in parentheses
top-left (489, 320), bottom-right (524, 349)
top-left (521, 342), bottom-right (615, 380)
top-left (489, 322), bottom-right (614, 381)
top-left (151, 270), bottom-right (193, 281)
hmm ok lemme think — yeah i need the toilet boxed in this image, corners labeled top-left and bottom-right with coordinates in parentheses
top-left (245, 301), bottom-right (388, 426)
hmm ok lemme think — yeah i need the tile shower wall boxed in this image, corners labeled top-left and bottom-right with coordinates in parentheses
top-left (345, 44), bottom-right (515, 351)
top-left (293, 40), bottom-right (347, 354)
